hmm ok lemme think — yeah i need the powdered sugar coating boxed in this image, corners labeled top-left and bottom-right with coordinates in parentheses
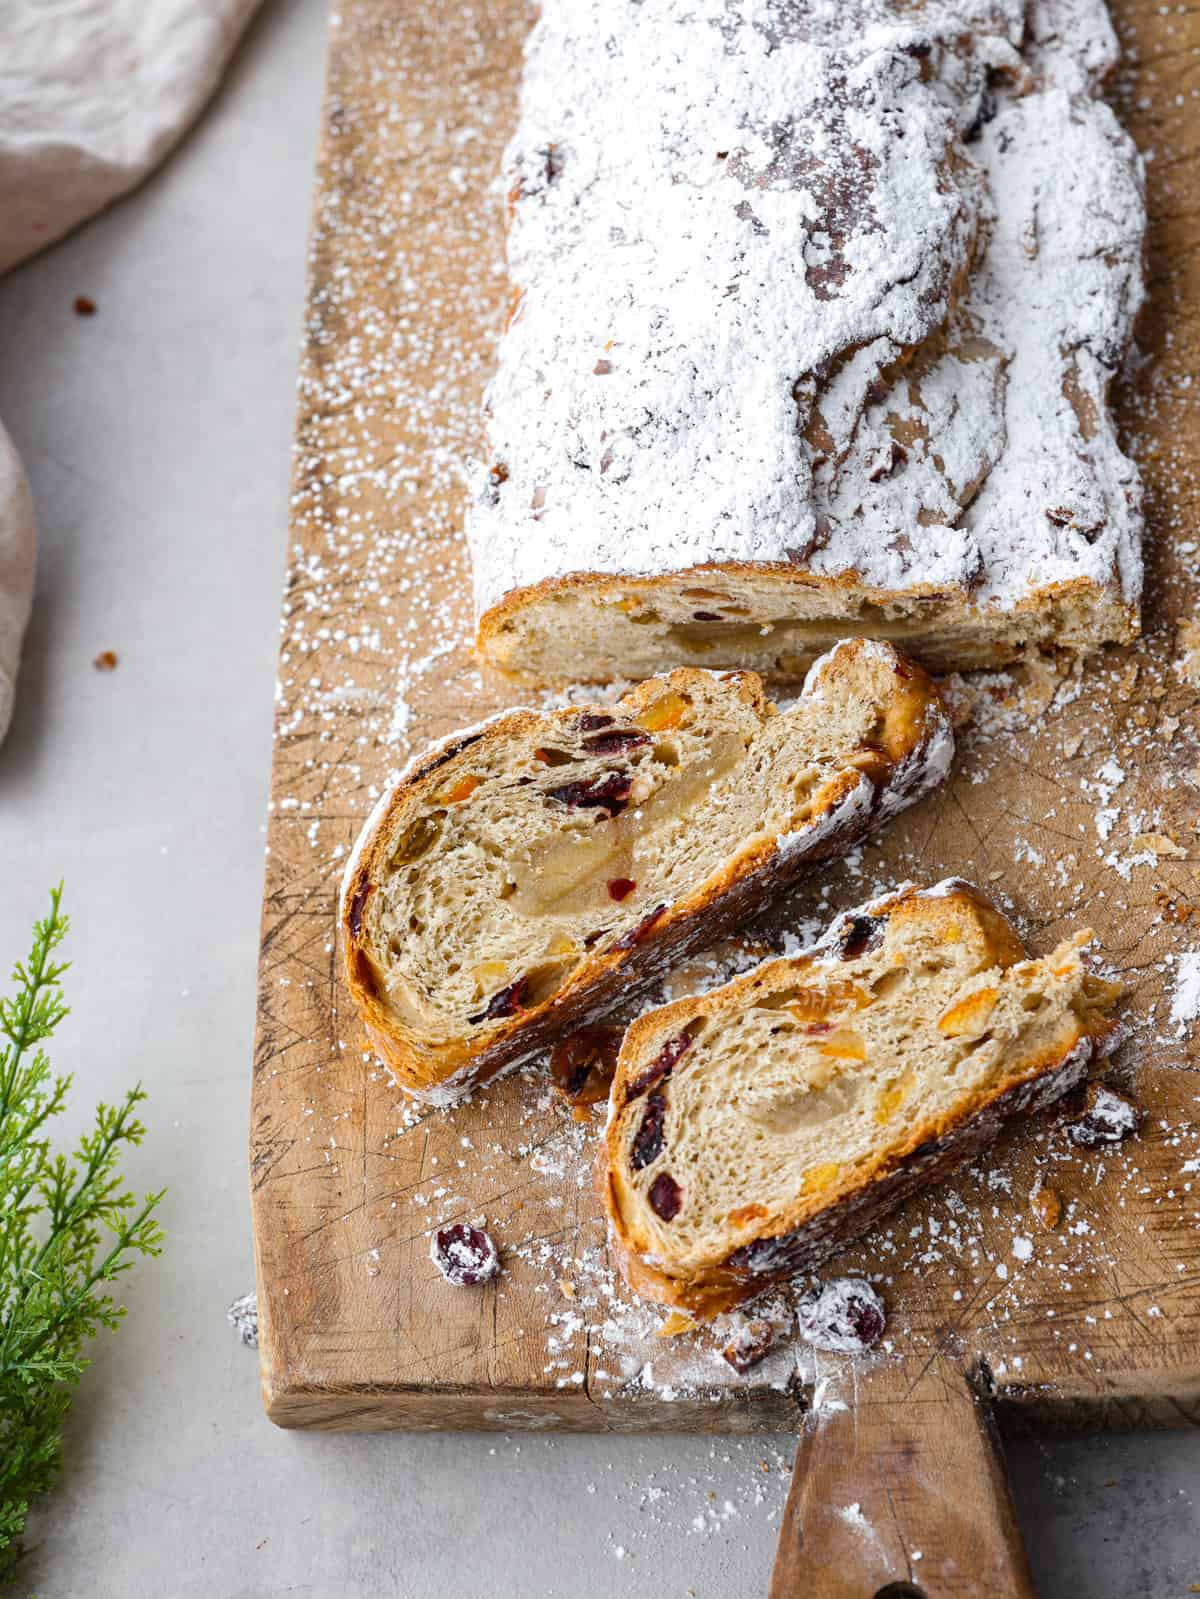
top-left (1065, 1082), bottom-right (1140, 1147)
top-left (467, 0), bottom-right (1144, 636)
top-left (430, 1222), bottom-right (501, 1286)
top-left (796, 1277), bottom-right (887, 1353)
top-left (775, 773), bottom-right (874, 858)
top-left (878, 702), bottom-right (956, 819)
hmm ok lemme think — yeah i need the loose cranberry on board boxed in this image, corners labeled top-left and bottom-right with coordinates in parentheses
top-left (430, 1224), bottom-right (500, 1287)
top-left (796, 1278), bottom-right (886, 1354)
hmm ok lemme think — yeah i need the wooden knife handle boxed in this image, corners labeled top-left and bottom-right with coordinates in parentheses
top-left (769, 1352), bottom-right (1036, 1599)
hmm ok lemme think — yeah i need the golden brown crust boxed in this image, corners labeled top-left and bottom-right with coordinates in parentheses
top-left (339, 639), bottom-right (951, 1101)
top-left (601, 882), bottom-right (1122, 1319)
top-left (476, 563), bottom-right (1139, 687)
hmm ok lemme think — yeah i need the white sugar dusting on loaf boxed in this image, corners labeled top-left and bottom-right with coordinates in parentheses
top-left (468, 0), bottom-right (1144, 629)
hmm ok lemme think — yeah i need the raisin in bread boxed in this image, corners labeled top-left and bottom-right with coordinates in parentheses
top-left (340, 639), bottom-right (951, 1102)
top-left (469, 0), bottom-right (1144, 684)
top-left (601, 880), bottom-right (1121, 1318)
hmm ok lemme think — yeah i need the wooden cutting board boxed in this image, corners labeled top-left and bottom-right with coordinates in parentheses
top-left (250, 0), bottom-right (1200, 1586)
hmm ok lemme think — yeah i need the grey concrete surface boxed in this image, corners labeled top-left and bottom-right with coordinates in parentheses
top-left (0, 2), bottom-right (1195, 1595)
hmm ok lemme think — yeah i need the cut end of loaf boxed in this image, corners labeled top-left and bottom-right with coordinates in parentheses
top-left (339, 638), bottom-right (951, 1099)
top-left (476, 567), bottom-right (1139, 686)
top-left (602, 879), bottom-right (1123, 1318)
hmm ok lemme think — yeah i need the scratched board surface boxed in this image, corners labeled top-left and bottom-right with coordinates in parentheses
top-left (251, 0), bottom-right (1200, 1431)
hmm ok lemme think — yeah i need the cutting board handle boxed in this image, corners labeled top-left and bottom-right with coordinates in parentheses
top-left (769, 1351), bottom-right (1036, 1599)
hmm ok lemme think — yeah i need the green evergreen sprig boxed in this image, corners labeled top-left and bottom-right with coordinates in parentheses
top-left (0, 887), bottom-right (165, 1583)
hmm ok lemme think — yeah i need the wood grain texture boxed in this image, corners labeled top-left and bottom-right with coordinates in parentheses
top-left (251, 0), bottom-right (1200, 1445)
top-left (769, 1355), bottom-right (1035, 1599)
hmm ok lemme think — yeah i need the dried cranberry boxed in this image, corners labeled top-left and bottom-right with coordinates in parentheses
top-left (614, 902), bottom-right (668, 950)
top-left (547, 771), bottom-right (632, 816)
top-left (692, 610), bottom-right (722, 621)
top-left (582, 729), bottom-right (651, 756)
top-left (835, 913), bottom-right (886, 961)
top-left (468, 975), bottom-right (529, 1026)
top-left (430, 1224), bottom-right (500, 1287)
top-left (630, 1091), bottom-right (667, 1170)
top-left (796, 1278), bottom-right (886, 1353)
top-left (608, 878), bottom-right (636, 901)
top-left (625, 1030), bottom-right (694, 1100)
top-left (347, 880), bottom-right (370, 938)
top-left (549, 1023), bottom-right (621, 1104)
top-left (576, 712), bottom-right (614, 732)
top-left (1065, 1081), bottom-right (1140, 1148)
top-left (721, 1319), bottom-right (777, 1373)
top-left (648, 1172), bottom-right (682, 1220)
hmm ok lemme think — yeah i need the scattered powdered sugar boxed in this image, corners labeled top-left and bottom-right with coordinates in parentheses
top-left (227, 1291), bottom-right (259, 1348)
top-left (836, 1499), bottom-right (888, 1559)
top-left (1168, 952), bottom-right (1200, 1037)
top-left (387, 640), bottom-right (459, 741)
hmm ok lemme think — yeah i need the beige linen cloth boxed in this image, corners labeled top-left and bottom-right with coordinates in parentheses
top-left (0, 0), bottom-right (262, 744)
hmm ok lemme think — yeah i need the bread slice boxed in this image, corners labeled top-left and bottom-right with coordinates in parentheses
top-left (340, 638), bottom-right (951, 1102)
top-left (601, 880), bottom-right (1122, 1318)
